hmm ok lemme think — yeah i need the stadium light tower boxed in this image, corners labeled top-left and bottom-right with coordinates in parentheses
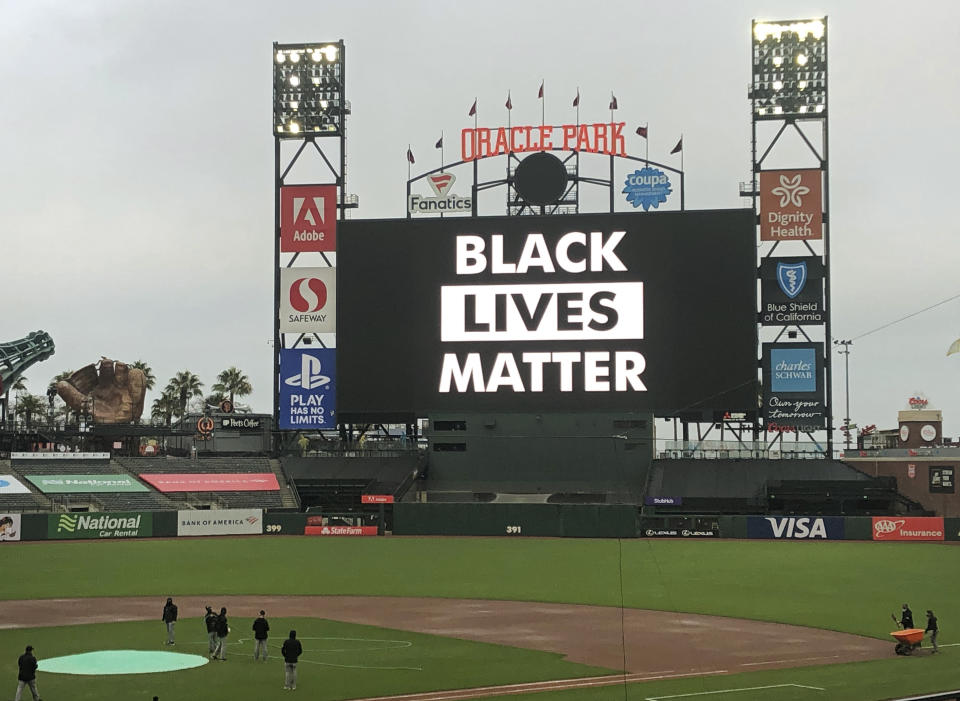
top-left (274, 42), bottom-right (345, 137)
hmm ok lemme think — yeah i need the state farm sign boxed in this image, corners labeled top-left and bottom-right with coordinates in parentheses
top-left (305, 525), bottom-right (378, 536)
top-left (872, 516), bottom-right (944, 541)
top-left (281, 185), bottom-right (337, 252)
top-left (759, 169), bottom-right (822, 241)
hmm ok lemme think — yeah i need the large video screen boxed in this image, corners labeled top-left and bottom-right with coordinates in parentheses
top-left (337, 209), bottom-right (757, 419)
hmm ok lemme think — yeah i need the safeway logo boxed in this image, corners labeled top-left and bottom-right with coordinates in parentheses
top-left (280, 185), bottom-right (337, 252)
top-left (289, 277), bottom-right (328, 313)
top-left (428, 172), bottom-right (456, 196)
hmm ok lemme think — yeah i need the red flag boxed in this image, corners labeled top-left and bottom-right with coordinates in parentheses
top-left (468, 99), bottom-right (477, 117)
top-left (538, 80), bottom-right (544, 99)
top-left (505, 92), bottom-right (512, 110)
top-left (670, 137), bottom-right (683, 154)
top-left (636, 126), bottom-right (648, 139)
top-left (435, 136), bottom-right (443, 149)
top-left (406, 147), bottom-right (415, 164)
top-left (609, 94), bottom-right (618, 110)
top-left (572, 90), bottom-right (580, 107)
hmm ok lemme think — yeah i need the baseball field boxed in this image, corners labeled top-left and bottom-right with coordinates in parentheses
top-left (1, 537), bottom-right (957, 701)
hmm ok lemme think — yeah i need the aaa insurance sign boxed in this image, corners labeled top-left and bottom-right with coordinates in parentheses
top-left (279, 267), bottom-right (336, 333)
top-left (759, 169), bottom-right (822, 241)
top-left (279, 349), bottom-right (336, 429)
top-left (281, 185), bottom-right (337, 252)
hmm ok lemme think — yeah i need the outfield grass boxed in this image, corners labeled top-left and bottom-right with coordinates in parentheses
top-left (2, 536), bottom-right (958, 700)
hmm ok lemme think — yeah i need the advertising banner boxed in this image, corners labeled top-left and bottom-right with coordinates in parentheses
top-left (929, 466), bottom-right (955, 494)
top-left (337, 210), bottom-right (758, 418)
top-left (622, 167), bottom-right (672, 211)
top-left (280, 184), bottom-right (337, 252)
top-left (25, 474), bottom-right (149, 493)
top-left (0, 476), bottom-right (31, 494)
top-left (12, 452), bottom-right (110, 461)
top-left (761, 342), bottom-right (826, 431)
top-left (279, 349), bottom-right (336, 429)
top-left (0, 514), bottom-right (21, 542)
top-left (408, 172), bottom-right (472, 214)
top-left (759, 169), bottom-right (822, 241)
top-left (177, 509), bottom-right (263, 536)
top-left (747, 516), bottom-right (844, 539)
top-left (643, 496), bottom-right (682, 506)
top-left (759, 257), bottom-right (825, 326)
top-left (139, 473), bottom-right (279, 492)
top-left (872, 516), bottom-right (944, 541)
top-left (279, 267), bottom-right (336, 334)
top-left (219, 416), bottom-right (264, 431)
top-left (361, 495), bottom-right (394, 504)
top-left (305, 525), bottom-right (378, 536)
top-left (48, 512), bottom-right (152, 540)
top-left (642, 527), bottom-right (718, 538)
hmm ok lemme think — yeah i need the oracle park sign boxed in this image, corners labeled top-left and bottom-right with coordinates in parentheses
top-left (335, 209), bottom-right (757, 420)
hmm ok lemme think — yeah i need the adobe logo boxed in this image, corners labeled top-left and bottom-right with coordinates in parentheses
top-left (289, 277), bottom-right (328, 312)
top-left (280, 184), bottom-right (337, 252)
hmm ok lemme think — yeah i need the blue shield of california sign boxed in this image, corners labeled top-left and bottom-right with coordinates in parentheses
top-left (279, 349), bottom-right (336, 429)
top-left (622, 167), bottom-right (672, 211)
top-left (776, 261), bottom-right (807, 299)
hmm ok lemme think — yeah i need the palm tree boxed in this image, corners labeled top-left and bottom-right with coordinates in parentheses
top-left (165, 371), bottom-right (203, 418)
top-left (130, 360), bottom-right (156, 391)
top-left (48, 370), bottom-right (74, 424)
top-left (212, 367), bottom-right (253, 406)
top-left (205, 390), bottom-right (228, 407)
top-left (15, 394), bottom-right (47, 429)
top-left (151, 391), bottom-right (179, 426)
top-left (11, 376), bottom-right (27, 392)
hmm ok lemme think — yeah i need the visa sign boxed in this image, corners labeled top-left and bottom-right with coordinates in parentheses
top-left (747, 516), bottom-right (844, 540)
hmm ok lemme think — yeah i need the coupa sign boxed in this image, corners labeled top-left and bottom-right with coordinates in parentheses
top-left (622, 167), bottom-right (672, 211)
top-left (48, 512), bottom-right (152, 539)
top-left (747, 516), bottom-right (844, 540)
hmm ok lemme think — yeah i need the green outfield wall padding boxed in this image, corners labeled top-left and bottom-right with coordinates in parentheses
top-left (945, 518), bottom-right (960, 541)
top-left (393, 503), bottom-right (637, 538)
top-left (264, 512), bottom-right (307, 535)
top-left (20, 513), bottom-right (48, 541)
top-left (718, 516), bottom-right (743, 539)
top-left (844, 517), bottom-right (874, 541)
top-left (152, 510), bottom-right (178, 538)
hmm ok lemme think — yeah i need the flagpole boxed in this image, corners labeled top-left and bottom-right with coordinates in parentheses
top-left (645, 122), bottom-right (649, 163)
top-left (507, 91), bottom-right (511, 132)
top-left (541, 80), bottom-right (545, 128)
top-left (440, 131), bottom-right (444, 172)
top-left (681, 133), bottom-right (684, 172)
top-left (407, 144), bottom-right (411, 181)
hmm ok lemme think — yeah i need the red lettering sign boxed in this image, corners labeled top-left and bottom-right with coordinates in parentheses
top-left (361, 494), bottom-right (394, 504)
top-left (280, 185), bottom-right (337, 252)
top-left (461, 123), bottom-right (627, 161)
top-left (872, 516), bottom-right (944, 541)
top-left (305, 525), bottom-right (378, 536)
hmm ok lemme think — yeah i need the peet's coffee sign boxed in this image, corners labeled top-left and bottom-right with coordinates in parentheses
top-left (220, 417), bottom-right (263, 430)
top-left (462, 122), bottom-right (627, 160)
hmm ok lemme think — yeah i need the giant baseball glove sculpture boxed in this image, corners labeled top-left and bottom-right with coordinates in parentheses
top-left (57, 358), bottom-right (147, 423)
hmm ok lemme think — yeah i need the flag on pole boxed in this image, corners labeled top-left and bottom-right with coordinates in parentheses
top-left (538, 80), bottom-right (544, 99)
top-left (468, 99), bottom-right (477, 117)
top-left (435, 135), bottom-right (443, 149)
top-left (636, 125), bottom-right (648, 139)
top-left (505, 92), bottom-right (512, 110)
top-left (572, 89), bottom-right (580, 107)
top-left (670, 137), bottom-right (683, 154)
top-left (609, 93), bottom-right (618, 110)
top-left (407, 147), bottom-right (415, 164)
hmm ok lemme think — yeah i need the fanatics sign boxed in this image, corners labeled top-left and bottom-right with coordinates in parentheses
top-left (279, 267), bottom-right (336, 333)
top-left (759, 169), bottom-right (822, 241)
top-left (280, 185), bottom-right (337, 252)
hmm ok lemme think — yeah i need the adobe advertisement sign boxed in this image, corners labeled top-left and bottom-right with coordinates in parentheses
top-left (48, 512), bottom-right (152, 540)
top-left (759, 257), bottom-right (825, 326)
top-left (177, 508), bottom-right (263, 536)
top-left (139, 473), bottom-right (280, 492)
top-left (0, 514), bottom-right (21, 542)
top-left (279, 348), bottom-right (336, 429)
top-left (280, 184), bottom-right (337, 252)
top-left (25, 474), bottom-right (149, 493)
top-left (279, 267), bottom-right (336, 333)
top-left (747, 516), bottom-right (844, 540)
top-left (0, 475), bottom-right (31, 494)
top-left (337, 210), bottom-right (757, 418)
top-left (759, 169), bottom-right (822, 241)
top-left (872, 516), bottom-right (944, 541)
top-left (762, 343), bottom-right (826, 431)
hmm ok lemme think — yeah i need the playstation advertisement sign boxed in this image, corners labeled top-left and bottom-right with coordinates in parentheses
top-left (759, 257), bottom-right (825, 326)
top-left (279, 349), bottom-right (336, 429)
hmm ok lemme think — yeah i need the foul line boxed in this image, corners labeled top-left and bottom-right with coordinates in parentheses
top-left (740, 655), bottom-right (840, 666)
top-left (646, 683), bottom-right (826, 700)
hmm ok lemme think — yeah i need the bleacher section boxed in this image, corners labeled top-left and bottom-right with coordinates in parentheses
top-left (282, 455), bottom-right (419, 511)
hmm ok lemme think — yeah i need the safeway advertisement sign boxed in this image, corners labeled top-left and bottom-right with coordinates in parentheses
top-left (872, 516), bottom-right (944, 541)
top-left (759, 169), bottom-right (822, 241)
top-left (279, 267), bottom-right (336, 333)
top-left (281, 185), bottom-right (337, 252)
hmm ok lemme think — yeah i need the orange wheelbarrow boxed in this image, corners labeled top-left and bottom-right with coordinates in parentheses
top-left (891, 628), bottom-right (925, 655)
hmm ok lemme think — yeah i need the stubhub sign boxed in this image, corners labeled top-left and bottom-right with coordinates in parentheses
top-left (747, 516), bottom-right (844, 540)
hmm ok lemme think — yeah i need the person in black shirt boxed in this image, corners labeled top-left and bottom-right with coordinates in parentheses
top-left (926, 610), bottom-right (939, 653)
top-left (213, 607), bottom-right (229, 660)
top-left (900, 603), bottom-right (914, 629)
top-left (204, 606), bottom-right (218, 655)
top-left (15, 645), bottom-right (40, 701)
top-left (252, 610), bottom-right (270, 661)
top-left (162, 597), bottom-right (178, 645)
top-left (281, 630), bottom-right (303, 690)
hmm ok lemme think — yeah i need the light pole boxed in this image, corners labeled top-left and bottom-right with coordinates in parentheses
top-left (834, 340), bottom-right (852, 448)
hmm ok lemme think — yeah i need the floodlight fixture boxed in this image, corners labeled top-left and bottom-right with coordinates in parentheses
top-left (273, 40), bottom-right (345, 137)
top-left (751, 18), bottom-right (827, 119)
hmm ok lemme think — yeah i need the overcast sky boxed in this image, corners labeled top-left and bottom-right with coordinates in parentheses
top-left (4, 0), bottom-right (960, 441)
